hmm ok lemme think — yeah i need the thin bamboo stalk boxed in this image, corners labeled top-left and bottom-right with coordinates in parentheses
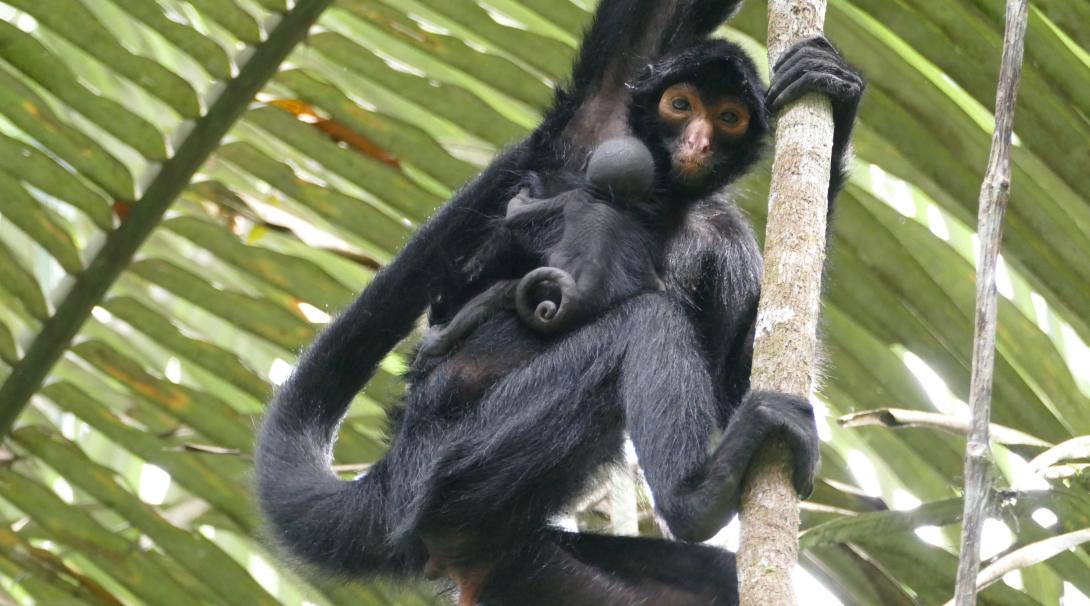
top-left (953, 1), bottom-right (1029, 604)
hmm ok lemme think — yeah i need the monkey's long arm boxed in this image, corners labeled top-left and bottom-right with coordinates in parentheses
top-left (636, 37), bottom-right (864, 541)
top-left (569, 0), bottom-right (746, 92)
top-left (616, 218), bottom-right (812, 542)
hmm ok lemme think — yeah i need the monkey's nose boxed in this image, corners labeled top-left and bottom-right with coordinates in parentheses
top-left (687, 133), bottom-right (712, 155)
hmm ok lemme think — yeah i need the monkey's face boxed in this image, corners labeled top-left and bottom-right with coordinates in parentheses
top-left (656, 83), bottom-right (751, 186)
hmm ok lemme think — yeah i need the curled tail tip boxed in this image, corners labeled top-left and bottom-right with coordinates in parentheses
top-left (536, 300), bottom-right (558, 321)
top-left (515, 266), bottom-right (579, 332)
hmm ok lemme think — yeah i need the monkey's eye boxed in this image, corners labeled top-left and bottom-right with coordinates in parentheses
top-left (721, 111), bottom-right (740, 124)
top-left (671, 98), bottom-right (691, 111)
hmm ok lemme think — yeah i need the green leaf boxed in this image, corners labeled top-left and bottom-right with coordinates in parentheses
top-left (41, 381), bottom-right (257, 529)
top-left (13, 426), bottom-right (280, 605)
top-left (0, 238), bottom-right (48, 321)
top-left (0, 320), bottom-right (16, 365)
top-left (309, 31), bottom-right (529, 146)
top-left (5, 0), bottom-right (202, 118)
top-left (801, 498), bottom-right (964, 551)
top-left (275, 68), bottom-right (478, 188)
top-left (102, 296), bottom-right (269, 402)
top-left (244, 105), bottom-right (441, 221)
top-left (334, 0), bottom-right (554, 109)
top-left (0, 526), bottom-right (122, 606)
top-left (0, 134), bottom-right (114, 229)
top-left (71, 339), bottom-right (255, 451)
top-left (0, 67), bottom-right (135, 200)
top-left (0, 470), bottom-right (201, 604)
top-left (164, 215), bottom-right (355, 309)
top-left (0, 0), bottom-right (334, 435)
top-left (102, 0), bottom-right (233, 80)
top-left (0, 172), bottom-right (82, 273)
top-left (0, 21), bottom-right (169, 161)
top-left (130, 259), bottom-right (315, 351)
top-left (214, 141), bottom-right (413, 252)
top-left (185, 0), bottom-right (264, 44)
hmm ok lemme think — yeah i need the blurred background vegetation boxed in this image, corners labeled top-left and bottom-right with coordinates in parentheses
top-left (0, 0), bottom-right (1088, 604)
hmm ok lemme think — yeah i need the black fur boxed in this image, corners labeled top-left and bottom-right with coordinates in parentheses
top-left (419, 137), bottom-right (662, 355)
top-left (256, 0), bottom-right (863, 602)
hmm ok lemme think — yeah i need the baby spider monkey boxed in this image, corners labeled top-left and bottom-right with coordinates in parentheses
top-left (419, 136), bottom-right (664, 356)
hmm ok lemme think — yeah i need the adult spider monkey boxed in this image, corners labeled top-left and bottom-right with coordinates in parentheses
top-left (256, 1), bottom-right (863, 604)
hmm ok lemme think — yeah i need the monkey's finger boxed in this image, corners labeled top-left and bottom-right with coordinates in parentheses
top-left (771, 44), bottom-right (860, 98)
top-left (750, 395), bottom-right (818, 497)
top-left (771, 54), bottom-right (825, 93)
top-left (784, 416), bottom-right (820, 498)
top-left (779, 58), bottom-right (862, 93)
top-left (768, 72), bottom-right (860, 112)
top-left (773, 36), bottom-right (834, 71)
top-left (769, 70), bottom-right (860, 110)
top-left (769, 50), bottom-right (858, 100)
top-left (768, 406), bottom-right (818, 497)
top-left (773, 35), bottom-right (839, 72)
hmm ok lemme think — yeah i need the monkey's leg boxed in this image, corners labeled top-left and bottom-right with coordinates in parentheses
top-left (388, 307), bottom-right (634, 601)
top-left (424, 529), bottom-right (736, 606)
top-left (420, 534), bottom-right (492, 606)
top-left (419, 281), bottom-right (518, 356)
top-left (531, 530), bottom-right (740, 606)
top-left (398, 296), bottom-right (754, 603)
top-left (479, 533), bottom-right (725, 606)
top-left (394, 301), bottom-right (638, 543)
top-left (619, 295), bottom-right (818, 542)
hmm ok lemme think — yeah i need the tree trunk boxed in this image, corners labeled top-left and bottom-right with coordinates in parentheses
top-left (736, 2), bottom-right (833, 605)
top-left (953, 1), bottom-right (1029, 604)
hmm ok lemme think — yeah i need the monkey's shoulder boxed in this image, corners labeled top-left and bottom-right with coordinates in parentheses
top-left (661, 200), bottom-right (760, 292)
top-left (670, 200), bottom-right (757, 252)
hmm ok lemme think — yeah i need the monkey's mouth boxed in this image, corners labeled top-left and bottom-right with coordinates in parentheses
top-left (674, 157), bottom-right (711, 179)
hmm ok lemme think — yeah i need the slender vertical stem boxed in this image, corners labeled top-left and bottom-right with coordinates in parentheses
top-left (737, 1), bottom-right (833, 604)
top-left (953, 1), bottom-right (1029, 604)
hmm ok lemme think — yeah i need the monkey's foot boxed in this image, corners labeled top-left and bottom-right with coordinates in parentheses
top-left (504, 188), bottom-right (535, 218)
top-left (418, 326), bottom-right (453, 357)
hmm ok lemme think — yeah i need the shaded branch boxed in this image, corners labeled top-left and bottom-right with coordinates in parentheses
top-left (953, 1), bottom-right (1029, 604)
top-left (838, 408), bottom-right (1050, 448)
top-left (947, 529), bottom-right (1090, 606)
